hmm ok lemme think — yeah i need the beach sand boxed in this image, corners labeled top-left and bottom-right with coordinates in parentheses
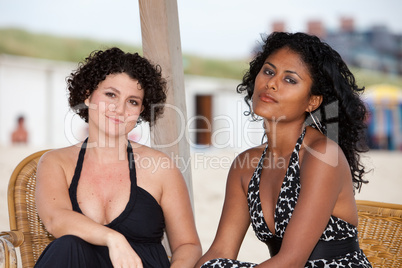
top-left (1, 145), bottom-right (401, 264)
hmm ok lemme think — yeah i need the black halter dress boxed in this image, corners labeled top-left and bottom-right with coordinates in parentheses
top-left (201, 129), bottom-right (371, 268)
top-left (35, 139), bottom-right (170, 268)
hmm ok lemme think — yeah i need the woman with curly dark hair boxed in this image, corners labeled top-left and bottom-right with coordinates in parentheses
top-left (35, 47), bottom-right (201, 268)
top-left (196, 32), bottom-right (371, 267)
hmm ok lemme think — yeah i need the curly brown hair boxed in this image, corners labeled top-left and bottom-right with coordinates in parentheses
top-left (67, 47), bottom-right (167, 125)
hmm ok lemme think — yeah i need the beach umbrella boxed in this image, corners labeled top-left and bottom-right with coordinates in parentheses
top-left (363, 84), bottom-right (402, 150)
top-left (363, 84), bottom-right (402, 106)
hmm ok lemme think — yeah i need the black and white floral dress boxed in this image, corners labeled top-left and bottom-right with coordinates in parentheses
top-left (201, 128), bottom-right (371, 268)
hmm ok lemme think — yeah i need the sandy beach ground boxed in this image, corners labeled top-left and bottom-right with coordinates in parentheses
top-left (1, 145), bottom-right (401, 264)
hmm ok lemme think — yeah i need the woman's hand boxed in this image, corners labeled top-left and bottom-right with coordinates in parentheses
top-left (106, 232), bottom-right (143, 268)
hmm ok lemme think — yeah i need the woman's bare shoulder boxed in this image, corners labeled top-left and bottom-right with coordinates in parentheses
top-left (130, 141), bottom-right (166, 155)
top-left (225, 144), bottom-right (267, 192)
top-left (302, 127), bottom-right (346, 169)
top-left (129, 141), bottom-right (179, 173)
top-left (41, 144), bottom-right (81, 160)
top-left (38, 144), bottom-right (82, 172)
top-left (231, 144), bottom-right (266, 172)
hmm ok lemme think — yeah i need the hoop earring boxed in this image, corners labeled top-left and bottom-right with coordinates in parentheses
top-left (309, 111), bottom-right (323, 134)
top-left (261, 121), bottom-right (268, 144)
top-left (251, 111), bottom-right (260, 121)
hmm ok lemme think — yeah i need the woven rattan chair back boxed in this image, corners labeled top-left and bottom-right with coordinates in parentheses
top-left (8, 150), bottom-right (54, 268)
top-left (356, 200), bottom-right (402, 268)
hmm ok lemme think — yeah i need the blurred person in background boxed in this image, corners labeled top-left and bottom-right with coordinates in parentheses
top-left (11, 115), bottom-right (28, 144)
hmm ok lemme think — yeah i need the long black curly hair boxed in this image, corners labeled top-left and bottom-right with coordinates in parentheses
top-left (67, 47), bottom-right (167, 126)
top-left (237, 32), bottom-right (369, 191)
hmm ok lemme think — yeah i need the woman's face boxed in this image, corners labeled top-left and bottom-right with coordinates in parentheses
top-left (85, 72), bottom-right (144, 139)
top-left (252, 47), bottom-right (318, 124)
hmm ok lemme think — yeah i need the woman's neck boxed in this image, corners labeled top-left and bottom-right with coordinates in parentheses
top-left (86, 133), bottom-right (129, 163)
top-left (264, 120), bottom-right (304, 157)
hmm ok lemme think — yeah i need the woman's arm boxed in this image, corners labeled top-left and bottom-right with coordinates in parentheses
top-left (155, 155), bottom-right (201, 268)
top-left (194, 154), bottom-right (252, 267)
top-left (256, 138), bottom-right (354, 267)
top-left (35, 150), bottom-right (143, 267)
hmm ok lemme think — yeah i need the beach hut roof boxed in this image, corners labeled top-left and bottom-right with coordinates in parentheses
top-left (363, 84), bottom-right (402, 106)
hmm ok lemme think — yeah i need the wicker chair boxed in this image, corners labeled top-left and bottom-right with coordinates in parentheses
top-left (356, 200), bottom-right (402, 268)
top-left (1, 151), bottom-right (401, 268)
top-left (0, 150), bottom-right (53, 268)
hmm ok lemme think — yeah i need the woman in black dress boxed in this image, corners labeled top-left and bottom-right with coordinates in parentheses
top-left (35, 47), bottom-right (201, 268)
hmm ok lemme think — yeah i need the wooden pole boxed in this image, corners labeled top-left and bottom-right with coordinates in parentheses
top-left (139, 0), bottom-right (192, 257)
top-left (138, 0), bottom-right (193, 202)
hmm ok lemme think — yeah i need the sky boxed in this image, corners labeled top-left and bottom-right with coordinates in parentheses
top-left (0, 0), bottom-right (401, 59)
